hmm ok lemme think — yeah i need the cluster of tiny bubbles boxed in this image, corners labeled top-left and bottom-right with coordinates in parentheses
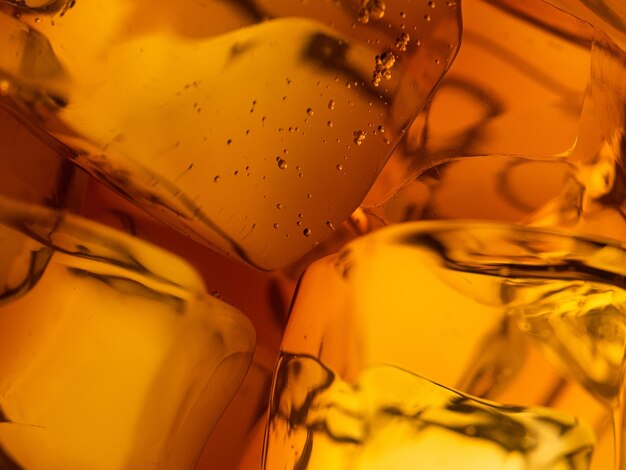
top-left (372, 50), bottom-right (397, 86)
top-left (358, 0), bottom-right (386, 24)
top-left (395, 32), bottom-right (410, 52)
top-left (353, 130), bottom-right (367, 145)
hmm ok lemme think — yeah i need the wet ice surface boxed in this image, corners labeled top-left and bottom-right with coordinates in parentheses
top-left (264, 353), bottom-right (595, 470)
top-left (362, 0), bottom-right (626, 252)
top-left (0, 195), bottom-right (255, 469)
top-left (265, 220), bottom-right (626, 469)
top-left (0, 0), bottom-right (461, 270)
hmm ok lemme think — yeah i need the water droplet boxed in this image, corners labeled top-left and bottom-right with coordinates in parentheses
top-left (424, 14), bottom-right (431, 21)
top-left (327, 121), bottom-right (334, 128)
top-left (277, 158), bottom-right (288, 169)
top-left (336, 164), bottom-right (343, 171)
top-left (303, 228), bottom-right (312, 237)
top-left (326, 221), bottom-right (336, 230)
top-left (353, 130), bottom-right (367, 145)
top-left (306, 107), bottom-right (314, 116)
top-left (227, 139), bottom-right (232, 145)
top-left (328, 99), bottom-right (336, 110)
top-left (273, 223), bottom-right (280, 229)
top-left (276, 203), bottom-right (284, 209)
top-left (428, 1), bottom-right (436, 7)
top-left (213, 175), bottom-right (221, 183)
top-left (306, 193), bottom-right (312, 199)
top-left (0, 80), bottom-right (10, 95)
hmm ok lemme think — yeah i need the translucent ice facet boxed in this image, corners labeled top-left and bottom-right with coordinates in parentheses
top-left (362, 0), bottom-right (626, 254)
top-left (264, 353), bottom-right (595, 469)
top-left (0, 195), bottom-right (255, 469)
top-left (0, 0), bottom-right (461, 270)
top-left (362, 0), bottom-right (592, 209)
top-left (262, 220), bottom-right (626, 468)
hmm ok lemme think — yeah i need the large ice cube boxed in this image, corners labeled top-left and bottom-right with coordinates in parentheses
top-left (0, 0), bottom-right (461, 270)
top-left (0, 195), bottom-right (255, 469)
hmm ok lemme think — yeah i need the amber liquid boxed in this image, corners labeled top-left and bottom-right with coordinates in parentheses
top-left (1, 0), bottom-right (625, 469)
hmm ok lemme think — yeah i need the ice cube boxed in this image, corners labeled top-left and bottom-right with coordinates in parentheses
top-left (0, 194), bottom-right (255, 469)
